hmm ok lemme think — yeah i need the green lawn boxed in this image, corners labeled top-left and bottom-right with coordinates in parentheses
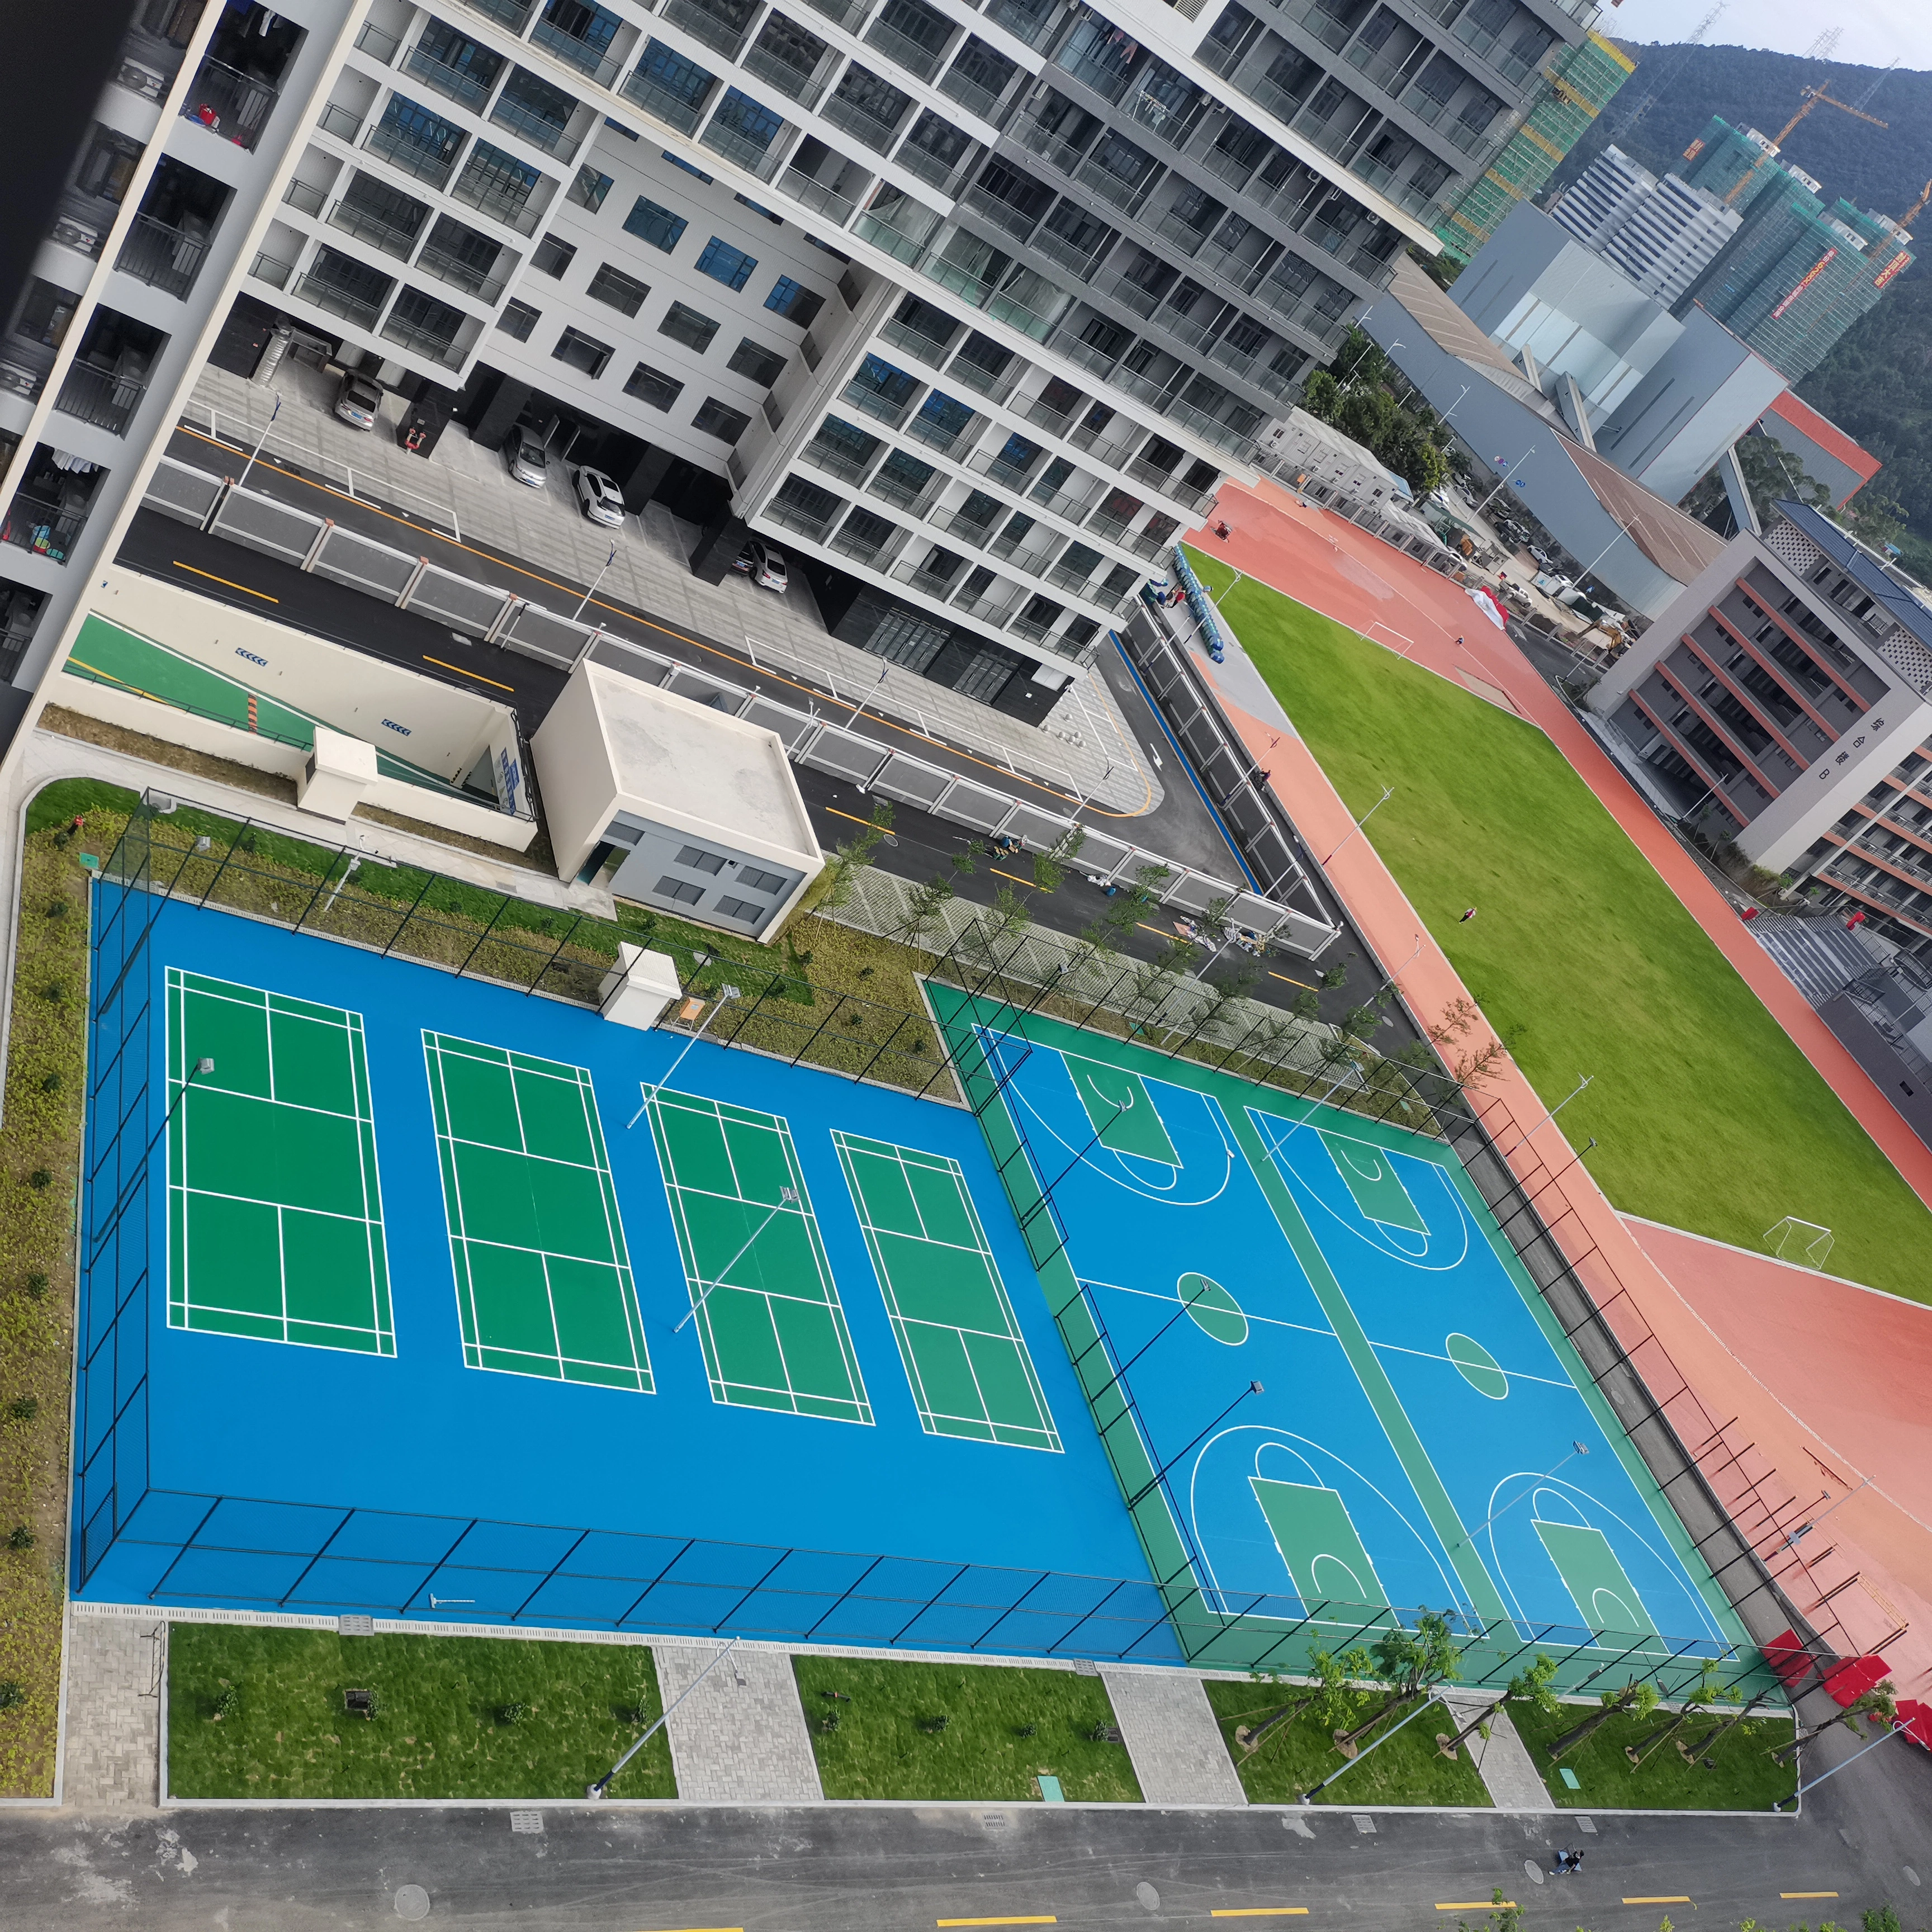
top-left (1508, 1697), bottom-right (1797, 1811)
top-left (1190, 551), bottom-right (1932, 1303)
top-left (167, 1625), bottom-right (675, 1800)
top-left (1202, 1680), bottom-right (1491, 1806)
top-left (792, 1655), bottom-right (1142, 1801)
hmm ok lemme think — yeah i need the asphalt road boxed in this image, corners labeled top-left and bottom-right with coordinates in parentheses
top-left (2, 1697), bottom-right (1924, 1930)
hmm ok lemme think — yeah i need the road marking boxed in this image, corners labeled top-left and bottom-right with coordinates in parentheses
top-left (1211, 1909), bottom-right (1309, 1917)
top-left (423, 655), bottom-right (514, 692)
top-left (937, 1919), bottom-right (1058, 1926)
top-left (1781, 1895), bottom-right (1839, 1901)
top-left (1622, 1898), bottom-right (1692, 1905)
top-left (826, 806), bottom-right (875, 829)
top-left (990, 866), bottom-right (1041, 891)
top-left (172, 561), bottom-right (277, 603)
top-left (1267, 968), bottom-right (1317, 989)
top-left (1436, 1907), bottom-right (1516, 1913)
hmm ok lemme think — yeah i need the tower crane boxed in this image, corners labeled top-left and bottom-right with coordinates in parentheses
top-left (1895, 180), bottom-right (1932, 236)
top-left (1722, 87), bottom-right (1890, 203)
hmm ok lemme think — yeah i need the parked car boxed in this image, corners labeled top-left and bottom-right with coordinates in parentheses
top-left (732, 536), bottom-right (788, 592)
top-left (573, 465), bottom-right (626, 528)
top-left (334, 372), bottom-right (383, 432)
top-left (505, 425), bottom-right (549, 488)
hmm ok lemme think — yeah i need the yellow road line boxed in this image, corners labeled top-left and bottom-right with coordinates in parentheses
top-left (423, 654), bottom-right (514, 692)
top-left (172, 560), bottom-right (277, 602)
top-left (1437, 1907), bottom-right (1516, 1913)
top-left (1211, 1907), bottom-right (1310, 1917)
top-left (1781, 1895), bottom-right (1839, 1901)
top-left (937, 1918), bottom-right (1058, 1926)
top-left (989, 866), bottom-right (1041, 890)
top-left (1622, 1898), bottom-right (1692, 1905)
top-left (1267, 968), bottom-right (1316, 988)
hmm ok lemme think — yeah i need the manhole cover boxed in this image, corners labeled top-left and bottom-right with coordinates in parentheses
top-left (510, 1810), bottom-right (544, 1835)
top-left (1352, 1815), bottom-right (1375, 1834)
top-left (1524, 1859), bottom-right (1546, 1886)
top-left (394, 1883), bottom-right (430, 1920)
top-left (1578, 1816), bottom-right (1597, 1834)
top-left (1074, 1658), bottom-right (1100, 1677)
top-left (1137, 1883), bottom-right (1161, 1912)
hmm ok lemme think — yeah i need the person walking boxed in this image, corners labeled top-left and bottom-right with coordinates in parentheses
top-left (1459, 907), bottom-right (1477, 923)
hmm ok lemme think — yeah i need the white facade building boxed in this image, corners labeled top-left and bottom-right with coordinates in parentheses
top-left (0, 0), bottom-right (1594, 733)
top-left (1551, 143), bottom-right (1739, 305)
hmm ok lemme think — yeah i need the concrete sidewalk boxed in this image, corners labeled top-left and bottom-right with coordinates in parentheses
top-left (186, 362), bottom-right (1159, 815)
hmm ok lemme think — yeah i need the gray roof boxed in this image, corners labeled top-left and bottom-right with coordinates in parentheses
top-left (1777, 500), bottom-right (1932, 652)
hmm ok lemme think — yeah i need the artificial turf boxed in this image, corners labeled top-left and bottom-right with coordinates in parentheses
top-left (167, 1625), bottom-right (675, 1800)
top-left (792, 1655), bottom-right (1143, 1801)
top-left (1187, 551), bottom-right (1932, 1303)
top-left (1201, 1680), bottom-right (1491, 1806)
top-left (1507, 1696), bottom-right (1797, 1811)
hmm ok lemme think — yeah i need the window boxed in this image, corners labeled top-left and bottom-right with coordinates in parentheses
top-left (695, 236), bottom-right (757, 291)
top-left (586, 262), bottom-right (650, 316)
top-left (654, 876), bottom-right (705, 905)
top-left (622, 197), bottom-right (687, 254)
top-left (709, 896), bottom-right (758, 922)
top-left (496, 299), bottom-right (541, 340)
top-left (764, 275), bottom-right (823, 326)
top-left (532, 234), bottom-right (576, 277)
top-left (661, 149), bottom-right (714, 182)
top-left (624, 361), bottom-right (685, 410)
top-left (691, 397), bottom-right (752, 444)
top-left (603, 116), bottom-right (639, 138)
top-left (739, 865), bottom-right (787, 894)
top-left (734, 193), bottom-right (784, 224)
top-left (675, 844), bottom-right (727, 873)
top-left (726, 337), bottom-right (787, 385)
top-left (568, 163), bottom-right (612, 210)
top-left (659, 300), bottom-right (719, 353)
top-left (553, 325), bottom-right (613, 376)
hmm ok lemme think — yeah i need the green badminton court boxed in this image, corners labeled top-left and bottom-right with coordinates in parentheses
top-left (834, 1130), bottom-right (1061, 1452)
top-left (165, 969), bottom-right (394, 1355)
top-left (424, 1032), bottom-right (651, 1392)
top-left (646, 1090), bottom-right (870, 1424)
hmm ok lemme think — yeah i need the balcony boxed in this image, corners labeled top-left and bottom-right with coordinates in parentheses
top-left (830, 525), bottom-right (896, 567)
top-left (961, 184), bottom-right (1040, 244)
top-left (404, 43), bottom-right (499, 112)
top-left (1112, 362), bottom-right (1180, 410)
top-left (1208, 338), bottom-right (1294, 400)
top-left (842, 378), bottom-right (916, 429)
top-left (799, 0), bottom-right (864, 25)
top-left (381, 315), bottom-right (467, 370)
top-left (1199, 142), bottom-right (1258, 193)
top-left (1149, 209), bottom-right (1213, 258)
top-left (765, 498), bottom-right (840, 543)
top-left (905, 410), bottom-right (975, 458)
top-left (801, 441), bottom-right (874, 486)
top-left (967, 450), bottom-right (1040, 494)
top-left (983, 0), bottom-right (1063, 50)
top-left (531, 19), bottom-right (623, 86)
top-left (1193, 234), bottom-right (1272, 295)
top-left (461, 0), bottom-right (534, 27)
top-left (1, 495), bottom-right (87, 566)
top-left (946, 353), bottom-right (1019, 405)
top-left (1055, 334), bottom-right (1122, 381)
top-left (1348, 150), bottom-right (1442, 223)
top-left (356, 22), bottom-right (401, 63)
top-left (368, 120), bottom-right (461, 189)
top-left (1168, 397), bottom-right (1253, 461)
top-left (491, 97), bottom-right (576, 159)
top-left (852, 211), bottom-right (931, 268)
top-left (416, 245), bottom-right (506, 304)
top-left (745, 48), bottom-right (828, 111)
top-left (868, 470), bottom-right (940, 517)
top-left (1007, 612), bottom-right (1057, 647)
top-left (779, 167), bottom-right (854, 226)
top-left (939, 66), bottom-right (1003, 122)
top-left (1030, 226), bottom-right (1110, 282)
top-left (329, 198), bottom-right (422, 262)
top-left (1244, 73), bottom-right (1312, 127)
top-left (662, 0), bottom-right (757, 59)
top-left (1075, 157), bottom-right (1157, 216)
top-left (1016, 395), bottom-right (1076, 439)
top-left (1030, 478), bottom-right (1093, 521)
top-left (892, 558), bottom-right (968, 602)
top-left (822, 91), bottom-right (906, 157)
top-left (879, 316), bottom-right (954, 368)
top-left (293, 272), bottom-right (387, 329)
top-left (319, 102), bottom-right (366, 144)
top-left (1085, 510), bottom-right (1135, 548)
top-left (1275, 0), bottom-right (1356, 51)
top-left (896, 140), bottom-right (974, 198)
top-left (701, 118), bottom-right (786, 181)
top-left (283, 177), bottom-right (326, 217)
top-left (181, 58), bottom-right (278, 151)
top-left (935, 506), bottom-right (1003, 548)
top-left (249, 249), bottom-right (295, 289)
top-left (951, 582), bottom-right (1016, 624)
top-left (864, 17), bottom-right (947, 85)
top-left (451, 167), bottom-right (543, 235)
top-left (988, 529), bottom-right (1056, 575)
top-left (54, 362), bottom-right (147, 437)
top-left (1044, 560), bottom-right (1096, 597)
top-left (115, 215), bottom-right (210, 301)
top-left (620, 65), bottom-right (716, 136)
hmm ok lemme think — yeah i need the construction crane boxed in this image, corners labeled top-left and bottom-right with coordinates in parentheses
top-left (1611, 1), bottom-right (1726, 139)
top-left (1721, 86), bottom-right (1890, 203)
top-left (1895, 179), bottom-right (1932, 236)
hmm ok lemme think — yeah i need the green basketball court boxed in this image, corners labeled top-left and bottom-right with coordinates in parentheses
top-left (833, 1130), bottom-right (1061, 1451)
top-left (645, 1090), bottom-right (870, 1424)
top-left (424, 1033), bottom-right (651, 1392)
top-left (1066, 1054), bottom-right (1179, 1164)
top-left (165, 969), bottom-right (394, 1355)
top-left (1536, 1519), bottom-right (1659, 1639)
top-left (1251, 1476), bottom-right (1388, 1611)
top-left (1317, 1128), bottom-right (1427, 1234)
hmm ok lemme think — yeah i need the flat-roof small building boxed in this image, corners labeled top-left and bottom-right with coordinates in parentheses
top-left (533, 659), bottom-right (822, 943)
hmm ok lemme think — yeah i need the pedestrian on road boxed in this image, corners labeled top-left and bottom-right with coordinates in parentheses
top-left (1459, 907), bottom-right (1477, 923)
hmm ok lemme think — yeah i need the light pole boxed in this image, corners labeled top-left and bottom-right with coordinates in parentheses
top-left (1575, 516), bottom-right (1637, 586)
top-left (626, 986), bottom-right (741, 1126)
top-left (588, 1637), bottom-right (740, 1800)
top-left (1502, 1073), bottom-right (1593, 1158)
top-left (678, 1187), bottom-right (797, 1333)
top-left (1446, 1442), bottom-right (1589, 1556)
top-left (1773, 1718), bottom-right (1901, 1811)
top-left (168, 1057), bottom-right (216, 1127)
top-left (574, 541), bottom-right (619, 620)
top-left (235, 393), bottom-right (282, 493)
top-left (1127, 1382), bottom-right (1263, 1507)
top-left (1323, 786), bottom-right (1393, 865)
top-left (1476, 448), bottom-right (1536, 517)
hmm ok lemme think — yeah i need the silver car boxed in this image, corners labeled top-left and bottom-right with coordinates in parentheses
top-left (573, 465), bottom-right (625, 528)
top-left (334, 372), bottom-right (382, 432)
top-left (505, 425), bottom-right (548, 488)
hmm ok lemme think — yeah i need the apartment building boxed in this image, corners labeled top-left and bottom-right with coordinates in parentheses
top-left (0, 0), bottom-right (1597, 727)
top-left (1589, 501), bottom-right (1932, 955)
top-left (1549, 143), bottom-right (1739, 306)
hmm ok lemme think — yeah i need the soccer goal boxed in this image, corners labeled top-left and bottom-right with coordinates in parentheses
top-left (1763, 1216), bottom-right (1834, 1268)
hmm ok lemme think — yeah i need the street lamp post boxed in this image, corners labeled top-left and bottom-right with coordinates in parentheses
top-left (626, 986), bottom-right (741, 1127)
top-left (1476, 448), bottom-right (1536, 517)
top-left (1322, 787), bottom-right (1394, 865)
top-left (1446, 1443), bottom-right (1588, 1556)
top-left (235, 394), bottom-right (282, 493)
top-left (1127, 1382), bottom-right (1264, 1507)
top-left (573, 541), bottom-right (619, 620)
top-left (588, 1638), bottom-right (740, 1800)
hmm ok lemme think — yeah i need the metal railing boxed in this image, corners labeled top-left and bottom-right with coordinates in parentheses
top-left (283, 177), bottom-right (327, 217)
top-left (54, 362), bottom-right (147, 436)
top-left (864, 14), bottom-right (948, 83)
top-left (249, 250), bottom-right (295, 290)
top-left (745, 46), bottom-right (828, 109)
top-left (404, 41), bottom-right (499, 112)
top-left (0, 494), bottom-right (86, 565)
top-left (662, 0), bottom-right (755, 57)
top-left (822, 89), bottom-right (907, 154)
top-left (490, 96), bottom-right (577, 158)
top-left (367, 119), bottom-right (461, 187)
top-left (329, 197), bottom-right (423, 261)
top-left (415, 245), bottom-right (506, 304)
top-left (293, 272), bottom-right (387, 329)
top-left (530, 18), bottom-right (623, 84)
top-left (450, 165), bottom-right (544, 235)
top-left (879, 317), bottom-right (955, 367)
top-left (181, 56), bottom-right (278, 150)
top-left (114, 214), bottom-right (207, 300)
top-left (619, 65), bottom-right (713, 135)
top-left (381, 314), bottom-right (467, 368)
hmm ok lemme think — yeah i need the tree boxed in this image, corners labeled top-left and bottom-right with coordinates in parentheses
top-left (1546, 1678), bottom-right (1659, 1760)
top-left (1771, 1683), bottom-right (1896, 1765)
top-left (893, 874), bottom-right (955, 946)
top-left (813, 799), bottom-right (895, 911)
top-left (1681, 432), bottom-right (1832, 533)
top-left (1437, 1654), bottom-right (1559, 1761)
top-left (1333, 1611), bottom-right (1460, 1755)
top-left (1031, 823), bottom-right (1087, 895)
top-left (1235, 1647), bottom-right (1349, 1756)
top-left (1625, 1660), bottom-right (1726, 1768)
top-left (1314, 1646), bottom-right (1379, 1736)
top-left (1840, 486), bottom-right (1910, 553)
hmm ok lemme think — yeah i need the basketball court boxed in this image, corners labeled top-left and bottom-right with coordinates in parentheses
top-left (931, 983), bottom-right (1755, 1683)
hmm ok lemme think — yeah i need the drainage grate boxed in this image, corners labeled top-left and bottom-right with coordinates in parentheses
top-left (1577, 1816), bottom-right (1597, 1834)
top-left (510, 1810), bottom-right (545, 1834)
top-left (1074, 1658), bottom-right (1100, 1677)
top-left (1352, 1814), bottom-right (1376, 1834)
top-left (338, 1614), bottom-right (375, 1636)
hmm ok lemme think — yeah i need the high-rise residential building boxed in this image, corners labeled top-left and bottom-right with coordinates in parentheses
top-left (0, 0), bottom-right (1599, 730)
top-left (1432, 30), bottom-right (1632, 264)
top-left (1688, 178), bottom-right (1914, 382)
top-left (1549, 143), bottom-right (1739, 304)
top-left (1677, 115), bottom-right (1784, 214)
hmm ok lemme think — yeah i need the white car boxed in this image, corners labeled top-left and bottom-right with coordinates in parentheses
top-left (573, 465), bottom-right (625, 528)
top-left (732, 537), bottom-right (788, 592)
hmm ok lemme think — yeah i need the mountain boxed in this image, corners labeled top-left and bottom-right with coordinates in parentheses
top-left (1541, 44), bottom-right (1932, 574)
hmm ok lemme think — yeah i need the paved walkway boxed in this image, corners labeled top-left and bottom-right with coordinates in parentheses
top-left (1191, 478), bottom-right (1932, 1705)
top-left (1101, 1669), bottom-right (1247, 1807)
top-left (655, 1643), bottom-right (823, 1805)
top-left (185, 363), bottom-right (1158, 815)
top-left (61, 1609), bottom-right (164, 1808)
top-left (1437, 1695), bottom-right (1551, 1812)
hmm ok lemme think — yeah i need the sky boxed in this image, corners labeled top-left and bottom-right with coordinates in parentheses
top-left (1602, 0), bottom-right (1932, 74)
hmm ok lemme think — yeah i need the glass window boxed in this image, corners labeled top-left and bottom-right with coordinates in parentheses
top-left (695, 235), bottom-right (758, 290)
top-left (586, 262), bottom-right (651, 316)
top-left (659, 301), bottom-right (720, 353)
top-left (691, 397), bottom-right (752, 443)
top-left (624, 361), bottom-right (685, 410)
top-left (496, 298), bottom-right (541, 340)
top-left (638, 42), bottom-right (714, 107)
top-left (740, 865), bottom-right (787, 894)
top-left (661, 149), bottom-right (714, 182)
top-left (709, 87), bottom-right (783, 151)
top-left (675, 844), bottom-right (727, 873)
top-left (734, 193), bottom-right (784, 224)
top-left (654, 876), bottom-right (705, 905)
top-left (553, 325), bottom-right (613, 376)
top-left (568, 163), bottom-right (612, 210)
top-left (532, 234), bottom-right (576, 277)
top-left (764, 275), bottom-right (823, 326)
top-left (726, 338), bottom-right (787, 385)
top-left (623, 196), bottom-right (688, 252)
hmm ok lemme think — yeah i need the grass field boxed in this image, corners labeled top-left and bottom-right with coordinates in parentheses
top-left (792, 1656), bottom-right (1142, 1802)
top-left (1507, 1696), bottom-right (1797, 1811)
top-left (1201, 1680), bottom-right (1491, 1806)
top-left (167, 1626), bottom-right (675, 1800)
top-left (1189, 552), bottom-right (1932, 1303)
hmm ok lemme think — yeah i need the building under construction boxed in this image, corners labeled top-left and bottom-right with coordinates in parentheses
top-left (1433, 32), bottom-right (1635, 264)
